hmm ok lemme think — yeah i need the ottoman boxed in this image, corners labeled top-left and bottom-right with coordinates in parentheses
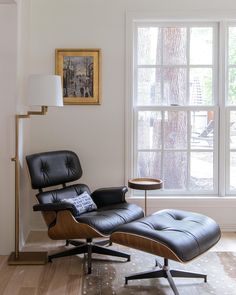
top-left (111, 209), bottom-right (221, 295)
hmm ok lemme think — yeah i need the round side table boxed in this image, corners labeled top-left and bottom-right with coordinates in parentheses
top-left (128, 178), bottom-right (163, 216)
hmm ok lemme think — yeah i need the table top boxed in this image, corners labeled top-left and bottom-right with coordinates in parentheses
top-left (128, 177), bottom-right (163, 190)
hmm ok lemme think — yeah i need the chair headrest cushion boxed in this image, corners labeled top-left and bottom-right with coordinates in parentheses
top-left (26, 150), bottom-right (82, 189)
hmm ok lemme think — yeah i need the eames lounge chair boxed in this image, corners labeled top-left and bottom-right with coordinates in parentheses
top-left (26, 150), bottom-right (144, 273)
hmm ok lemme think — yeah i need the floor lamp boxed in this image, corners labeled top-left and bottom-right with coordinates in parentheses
top-left (8, 74), bottom-right (63, 265)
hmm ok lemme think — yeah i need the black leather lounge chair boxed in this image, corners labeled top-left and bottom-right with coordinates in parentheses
top-left (26, 150), bottom-right (144, 273)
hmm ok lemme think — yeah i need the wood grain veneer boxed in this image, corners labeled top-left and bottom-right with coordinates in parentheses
top-left (48, 210), bottom-right (107, 240)
top-left (111, 232), bottom-right (182, 262)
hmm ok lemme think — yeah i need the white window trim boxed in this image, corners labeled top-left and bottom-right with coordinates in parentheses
top-left (225, 22), bottom-right (236, 195)
top-left (125, 11), bottom-right (236, 198)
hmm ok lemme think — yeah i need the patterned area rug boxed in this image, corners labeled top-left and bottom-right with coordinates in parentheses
top-left (82, 246), bottom-right (236, 295)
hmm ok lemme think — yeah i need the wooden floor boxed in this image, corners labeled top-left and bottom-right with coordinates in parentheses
top-left (0, 231), bottom-right (235, 295)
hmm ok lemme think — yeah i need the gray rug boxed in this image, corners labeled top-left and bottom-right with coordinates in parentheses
top-left (82, 246), bottom-right (236, 295)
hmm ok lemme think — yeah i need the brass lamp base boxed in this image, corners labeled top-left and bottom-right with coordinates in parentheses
top-left (8, 251), bottom-right (48, 265)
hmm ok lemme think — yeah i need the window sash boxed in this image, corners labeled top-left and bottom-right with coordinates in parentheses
top-left (133, 22), bottom-right (218, 195)
top-left (134, 27), bottom-right (218, 111)
top-left (133, 106), bottom-right (218, 195)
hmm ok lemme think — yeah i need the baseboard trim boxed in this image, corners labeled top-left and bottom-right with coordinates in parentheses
top-left (219, 225), bottom-right (236, 232)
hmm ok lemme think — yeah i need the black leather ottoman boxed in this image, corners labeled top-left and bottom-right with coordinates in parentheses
top-left (111, 209), bottom-right (221, 295)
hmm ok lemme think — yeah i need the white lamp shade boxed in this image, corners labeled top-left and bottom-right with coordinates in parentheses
top-left (27, 74), bottom-right (63, 107)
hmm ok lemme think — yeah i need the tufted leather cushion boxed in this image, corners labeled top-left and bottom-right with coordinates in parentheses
top-left (76, 203), bottom-right (144, 235)
top-left (112, 209), bottom-right (221, 262)
top-left (36, 184), bottom-right (90, 204)
top-left (91, 187), bottom-right (128, 208)
top-left (26, 150), bottom-right (82, 189)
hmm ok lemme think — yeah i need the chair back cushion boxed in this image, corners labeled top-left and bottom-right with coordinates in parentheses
top-left (26, 150), bottom-right (82, 189)
top-left (36, 183), bottom-right (91, 204)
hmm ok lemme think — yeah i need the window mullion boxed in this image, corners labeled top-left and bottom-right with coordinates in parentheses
top-left (187, 110), bottom-right (191, 191)
top-left (160, 28), bottom-right (164, 180)
top-left (186, 27), bottom-right (191, 191)
top-left (133, 109), bottom-right (138, 179)
top-left (187, 26), bottom-right (190, 105)
top-left (219, 21), bottom-right (227, 196)
top-left (225, 107), bottom-right (231, 194)
top-left (161, 110), bottom-right (164, 180)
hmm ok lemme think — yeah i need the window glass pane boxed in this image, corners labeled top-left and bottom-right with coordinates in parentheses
top-left (228, 27), bottom-right (236, 65)
top-left (228, 68), bottom-right (236, 105)
top-left (230, 111), bottom-right (236, 149)
top-left (163, 152), bottom-right (187, 189)
top-left (138, 111), bottom-right (162, 149)
top-left (163, 27), bottom-right (187, 65)
top-left (190, 152), bottom-right (213, 191)
top-left (191, 111), bottom-right (214, 149)
top-left (137, 68), bottom-right (161, 105)
top-left (190, 68), bottom-right (212, 105)
top-left (137, 27), bottom-right (161, 65)
top-left (190, 27), bottom-right (213, 65)
top-left (164, 111), bottom-right (187, 149)
top-left (163, 68), bottom-right (187, 105)
top-left (137, 152), bottom-right (161, 178)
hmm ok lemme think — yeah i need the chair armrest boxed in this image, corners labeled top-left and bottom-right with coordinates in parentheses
top-left (33, 202), bottom-right (77, 216)
top-left (91, 186), bottom-right (128, 208)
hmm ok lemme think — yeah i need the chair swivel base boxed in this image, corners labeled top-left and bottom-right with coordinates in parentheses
top-left (125, 258), bottom-right (207, 295)
top-left (66, 239), bottom-right (112, 247)
top-left (48, 239), bottom-right (130, 274)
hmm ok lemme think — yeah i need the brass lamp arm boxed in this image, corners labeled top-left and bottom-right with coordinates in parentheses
top-left (15, 105), bottom-right (47, 119)
top-left (9, 105), bottom-right (48, 263)
top-left (11, 106), bottom-right (47, 162)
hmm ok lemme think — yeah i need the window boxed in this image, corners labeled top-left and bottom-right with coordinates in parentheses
top-left (128, 20), bottom-right (236, 196)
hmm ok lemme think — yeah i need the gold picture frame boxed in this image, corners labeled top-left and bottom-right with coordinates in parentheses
top-left (55, 48), bottom-right (101, 105)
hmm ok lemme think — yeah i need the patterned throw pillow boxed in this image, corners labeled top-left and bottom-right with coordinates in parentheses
top-left (61, 191), bottom-right (97, 215)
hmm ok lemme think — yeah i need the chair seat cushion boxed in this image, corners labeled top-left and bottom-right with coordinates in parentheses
top-left (111, 209), bottom-right (221, 262)
top-left (76, 202), bottom-right (144, 235)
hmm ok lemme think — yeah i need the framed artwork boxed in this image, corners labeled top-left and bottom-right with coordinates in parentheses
top-left (55, 48), bottom-right (101, 105)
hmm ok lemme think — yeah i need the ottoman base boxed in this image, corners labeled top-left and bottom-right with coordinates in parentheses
top-left (125, 257), bottom-right (207, 295)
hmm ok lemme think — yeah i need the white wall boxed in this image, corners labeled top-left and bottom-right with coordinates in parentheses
top-left (28, 0), bottom-right (129, 229)
top-left (25, 0), bottom-right (236, 232)
top-left (0, 3), bottom-right (17, 254)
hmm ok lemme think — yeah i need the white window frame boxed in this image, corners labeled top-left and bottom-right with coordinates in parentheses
top-left (125, 12), bottom-right (236, 198)
top-left (225, 22), bottom-right (236, 195)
